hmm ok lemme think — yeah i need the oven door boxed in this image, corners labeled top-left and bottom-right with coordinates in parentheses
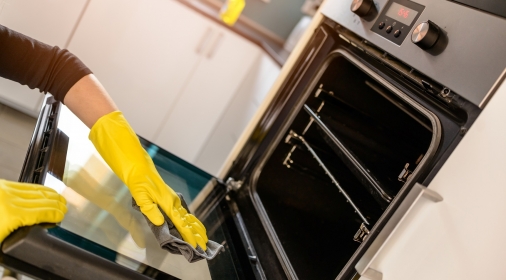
top-left (0, 96), bottom-right (263, 280)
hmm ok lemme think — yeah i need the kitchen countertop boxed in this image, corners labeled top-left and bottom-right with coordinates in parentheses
top-left (176, 0), bottom-right (290, 66)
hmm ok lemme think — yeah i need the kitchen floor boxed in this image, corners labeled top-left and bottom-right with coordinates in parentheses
top-left (0, 104), bottom-right (37, 181)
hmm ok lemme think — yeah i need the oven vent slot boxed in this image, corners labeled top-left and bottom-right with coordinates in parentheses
top-left (285, 130), bottom-right (370, 226)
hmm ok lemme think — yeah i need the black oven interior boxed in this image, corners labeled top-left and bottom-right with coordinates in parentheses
top-left (252, 53), bottom-right (437, 279)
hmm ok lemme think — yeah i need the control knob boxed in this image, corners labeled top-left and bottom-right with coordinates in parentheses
top-left (411, 20), bottom-right (441, 50)
top-left (351, 0), bottom-right (376, 18)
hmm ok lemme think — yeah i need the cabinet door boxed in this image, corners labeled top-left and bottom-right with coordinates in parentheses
top-left (0, 0), bottom-right (87, 116)
top-left (194, 53), bottom-right (280, 176)
top-left (68, 0), bottom-right (215, 140)
top-left (155, 23), bottom-right (261, 167)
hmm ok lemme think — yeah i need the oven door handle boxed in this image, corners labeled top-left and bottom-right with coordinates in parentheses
top-left (355, 183), bottom-right (443, 279)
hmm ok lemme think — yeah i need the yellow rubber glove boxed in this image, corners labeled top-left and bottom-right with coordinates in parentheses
top-left (89, 111), bottom-right (208, 250)
top-left (0, 179), bottom-right (67, 243)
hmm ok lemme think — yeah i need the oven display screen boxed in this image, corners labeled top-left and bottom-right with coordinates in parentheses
top-left (385, 2), bottom-right (419, 26)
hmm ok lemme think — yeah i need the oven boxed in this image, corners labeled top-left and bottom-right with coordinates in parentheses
top-left (2, 0), bottom-right (506, 279)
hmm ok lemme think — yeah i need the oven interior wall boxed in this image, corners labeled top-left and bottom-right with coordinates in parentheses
top-left (254, 54), bottom-right (433, 279)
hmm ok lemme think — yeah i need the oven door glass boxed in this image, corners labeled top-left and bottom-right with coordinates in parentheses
top-left (5, 104), bottom-right (248, 280)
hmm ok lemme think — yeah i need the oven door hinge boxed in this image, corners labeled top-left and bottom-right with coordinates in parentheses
top-left (226, 177), bottom-right (243, 192)
top-left (354, 223), bottom-right (370, 243)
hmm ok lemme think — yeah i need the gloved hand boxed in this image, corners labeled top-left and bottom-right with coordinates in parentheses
top-left (0, 179), bottom-right (67, 244)
top-left (89, 111), bottom-right (208, 250)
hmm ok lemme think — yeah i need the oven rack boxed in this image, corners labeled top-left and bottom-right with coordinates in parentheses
top-left (304, 104), bottom-right (393, 205)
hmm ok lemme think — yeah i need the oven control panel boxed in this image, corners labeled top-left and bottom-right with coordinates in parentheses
top-left (320, 0), bottom-right (506, 107)
top-left (370, 0), bottom-right (425, 45)
top-left (351, 0), bottom-right (378, 20)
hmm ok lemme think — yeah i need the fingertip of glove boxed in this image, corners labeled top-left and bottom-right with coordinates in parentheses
top-left (197, 230), bottom-right (209, 247)
top-left (58, 195), bottom-right (67, 205)
top-left (197, 239), bottom-right (207, 251)
top-left (49, 209), bottom-right (66, 224)
top-left (141, 204), bottom-right (165, 226)
top-left (59, 201), bottom-right (68, 214)
top-left (149, 216), bottom-right (164, 226)
top-left (188, 239), bottom-right (198, 249)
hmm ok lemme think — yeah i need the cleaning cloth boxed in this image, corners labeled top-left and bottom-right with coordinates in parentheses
top-left (132, 194), bottom-right (224, 263)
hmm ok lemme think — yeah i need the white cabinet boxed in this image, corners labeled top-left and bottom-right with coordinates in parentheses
top-left (154, 23), bottom-right (262, 166)
top-left (0, 0), bottom-right (88, 116)
top-left (355, 76), bottom-right (506, 280)
top-left (193, 53), bottom-right (280, 176)
top-left (68, 0), bottom-right (213, 140)
top-left (68, 0), bottom-right (278, 175)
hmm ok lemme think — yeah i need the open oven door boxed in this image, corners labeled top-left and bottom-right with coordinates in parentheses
top-left (0, 96), bottom-right (264, 280)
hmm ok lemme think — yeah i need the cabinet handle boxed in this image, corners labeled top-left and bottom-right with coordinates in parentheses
top-left (195, 27), bottom-right (214, 55)
top-left (355, 183), bottom-right (443, 278)
top-left (206, 32), bottom-right (223, 59)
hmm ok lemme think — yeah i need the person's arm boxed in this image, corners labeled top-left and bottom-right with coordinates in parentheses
top-left (0, 24), bottom-right (113, 126)
top-left (0, 24), bottom-right (92, 103)
top-left (64, 74), bottom-right (117, 128)
top-left (66, 76), bottom-right (208, 249)
top-left (0, 24), bottom-right (208, 249)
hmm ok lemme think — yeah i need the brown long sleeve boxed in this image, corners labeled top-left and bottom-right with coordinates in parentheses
top-left (0, 24), bottom-right (92, 102)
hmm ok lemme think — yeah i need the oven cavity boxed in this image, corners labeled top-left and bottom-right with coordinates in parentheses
top-left (253, 54), bottom-right (436, 279)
